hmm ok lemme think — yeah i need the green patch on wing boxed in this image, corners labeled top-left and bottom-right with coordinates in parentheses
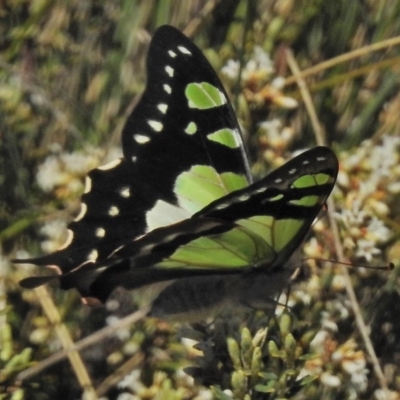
top-left (186, 82), bottom-right (227, 109)
top-left (289, 196), bottom-right (319, 206)
top-left (184, 122), bottom-right (197, 134)
top-left (155, 225), bottom-right (275, 269)
top-left (237, 216), bottom-right (301, 254)
top-left (175, 165), bottom-right (248, 214)
top-left (207, 128), bottom-right (240, 148)
top-left (292, 173), bottom-right (332, 188)
top-left (289, 172), bottom-right (333, 206)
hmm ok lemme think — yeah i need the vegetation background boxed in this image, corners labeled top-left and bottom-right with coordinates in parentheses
top-left (2, 0), bottom-right (400, 399)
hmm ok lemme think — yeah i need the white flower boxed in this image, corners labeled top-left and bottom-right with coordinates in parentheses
top-left (40, 220), bottom-right (68, 253)
top-left (321, 372), bottom-right (341, 387)
top-left (118, 370), bottom-right (145, 392)
top-left (36, 156), bottom-right (68, 192)
top-left (222, 46), bottom-right (274, 81)
top-left (106, 315), bottom-right (131, 341)
top-left (221, 59), bottom-right (240, 79)
top-left (355, 239), bottom-right (381, 262)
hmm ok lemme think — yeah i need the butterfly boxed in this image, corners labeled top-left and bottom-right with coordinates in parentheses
top-left (16, 25), bottom-right (338, 319)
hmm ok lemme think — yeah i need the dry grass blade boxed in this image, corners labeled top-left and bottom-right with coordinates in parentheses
top-left (284, 35), bottom-right (400, 86)
top-left (293, 55), bottom-right (400, 95)
top-left (285, 49), bottom-right (326, 146)
top-left (16, 306), bottom-right (149, 383)
top-left (286, 48), bottom-right (391, 398)
top-left (183, 0), bottom-right (220, 37)
top-left (31, 286), bottom-right (97, 399)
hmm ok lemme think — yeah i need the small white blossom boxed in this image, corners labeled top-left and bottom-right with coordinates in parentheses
top-left (106, 315), bottom-right (131, 340)
top-left (374, 389), bottom-right (399, 400)
top-left (118, 369), bottom-right (145, 392)
top-left (40, 220), bottom-right (67, 253)
top-left (310, 330), bottom-right (330, 354)
top-left (355, 239), bottom-right (382, 261)
top-left (321, 372), bottom-right (341, 387)
top-left (222, 46), bottom-right (274, 81)
top-left (271, 76), bottom-right (285, 89)
top-left (36, 156), bottom-right (69, 192)
top-left (221, 59), bottom-right (240, 79)
top-left (320, 311), bottom-right (339, 332)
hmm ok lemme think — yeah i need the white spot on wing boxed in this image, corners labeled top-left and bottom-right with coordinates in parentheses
top-left (108, 206), bottom-right (120, 216)
top-left (59, 229), bottom-right (73, 249)
top-left (132, 156), bottom-right (137, 162)
top-left (148, 120), bottom-right (163, 132)
top-left (84, 177), bottom-right (92, 194)
top-left (162, 233), bottom-right (179, 243)
top-left (275, 178), bottom-right (283, 183)
top-left (74, 203), bottom-right (87, 221)
top-left (163, 84), bottom-right (172, 94)
top-left (178, 45), bottom-right (192, 55)
top-left (168, 50), bottom-right (177, 58)
top-left (134, 134), bottom-right (151, 144)
top-left (255, 187), bottom-right (267, 193)
top-left (317, 156), bottom-right (327, 161)
top-left (157, 103), bottom-right (168, 114)
top-left (146, 200), bottom-right (191, 231)
top-left (87, 249), bottom-right (99, 261)
top-left (215, 203), bottom-right (229, 210)
top-left (139, 244), bottom-right (157, 256)
top-left (288, 168), bottom-right (297, 175)
top-left (238, 194), bottom-right (251, 202)
top-left (165, 65), bottom-right (174, 77)
top-left (302, 160), bottom-right (310, 165)
top-left (119, 187), bottom-right (130, 198)
top-left (98, 159), bottom-right (122, 170)
top-left (95, 227), bottom-right (106, 238)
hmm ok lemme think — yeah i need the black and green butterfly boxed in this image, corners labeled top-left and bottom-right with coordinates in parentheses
top-left (16, 26), bottom-right (338, 319)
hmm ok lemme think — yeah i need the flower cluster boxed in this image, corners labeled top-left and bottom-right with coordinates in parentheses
top-left (34, 146), bottom-right (121, 254)
top-left (36, 145), bottom-right (121, 197)
top-left (222, 46), bottom-right (297, 110)
top-left (335, 136), bottom-right (399, 262)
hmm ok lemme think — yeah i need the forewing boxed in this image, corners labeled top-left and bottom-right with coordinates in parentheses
top-left (16, 26), bottom-right (250, 288)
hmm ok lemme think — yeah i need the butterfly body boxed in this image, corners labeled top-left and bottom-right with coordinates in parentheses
top-left (16, 26), bottom-right (338, 319)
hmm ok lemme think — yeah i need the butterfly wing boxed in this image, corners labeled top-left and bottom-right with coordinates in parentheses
top-left (195, 146), bottom-right (338, 268)
top-left (17, 26), bottom-right (251, 291)
top-left (17, 26), bottom-right (338, 307)
top-left (149, 263), bottom-right (295, 321)
top-left (67, 146), bottom-right (338, 302)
